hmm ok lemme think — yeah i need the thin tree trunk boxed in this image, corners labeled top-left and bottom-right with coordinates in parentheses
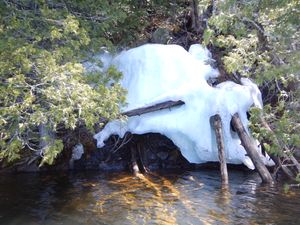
top-left (231, 113), bottom-right (274, 183)
top-left (136, 143), bottom-right (148, 173)
top-left (130, 146), bottom-right (140, 175)
top-left (212, 114), bottom-right (229, 185)
top-left (190, 0), bottom-right (200, 33)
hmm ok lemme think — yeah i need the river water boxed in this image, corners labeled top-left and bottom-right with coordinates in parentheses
top-left (0, 169), bottom-right (299, 225)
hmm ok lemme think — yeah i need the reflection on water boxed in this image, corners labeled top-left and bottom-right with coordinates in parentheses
top-left (0, 170), bottom-right (299, 225)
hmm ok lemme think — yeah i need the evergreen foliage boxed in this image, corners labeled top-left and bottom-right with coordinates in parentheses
top-left (0, 0), bottom-right (179, 166)
top-left (0, 0), bottom-right (136, 165)
top-left (201, 0), bottom-right (300, 161)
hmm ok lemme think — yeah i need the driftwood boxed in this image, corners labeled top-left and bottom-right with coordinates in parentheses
top-left (94, 100), bottom-right (185, 133)
top-left (212, 114), bottom-right (229, 185)
top-left (231, 113), bottom-right (274, 183)
top-left (122, 100), bottom-right (185, 117)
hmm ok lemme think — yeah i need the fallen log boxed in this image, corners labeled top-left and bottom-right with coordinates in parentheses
top-left (94, 100), bottom-right (185, 133)
top-left (212, 114), bottom-right (229, 186)
top-left (122, 100), bottom-right (185, 117)
top-left (231, 113), bottom-right (274, 184)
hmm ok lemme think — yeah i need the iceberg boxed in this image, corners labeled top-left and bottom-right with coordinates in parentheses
top-left (93, 44), bottom-right (274, 169)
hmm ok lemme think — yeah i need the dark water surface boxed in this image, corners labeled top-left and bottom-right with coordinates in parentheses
top-left (0, 170), bottom-right (299, 225)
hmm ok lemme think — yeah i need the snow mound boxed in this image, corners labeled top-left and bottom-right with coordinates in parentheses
top-left (93, 44), bottom-right (274, 169)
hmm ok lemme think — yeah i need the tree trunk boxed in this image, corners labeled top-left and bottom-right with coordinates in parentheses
top-left (136, 143), bottom-right (148, 173)
top-left (231, 113), bottom-right (274, 183)
top-left (190, 0), bottom-right (200, 33)
top-left (130, 146), bottom-right (140, 175)
top-left (39, 124), bottom-right (55, 155)
top-left (212, 114), bottom-right (229, 185)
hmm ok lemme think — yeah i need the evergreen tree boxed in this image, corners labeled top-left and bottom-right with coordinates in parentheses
top-left (0, 0), bottom-right (130, 165)
top-left (0, 0), bottom-right (178, 166)
top-left (201, 0), bottom-right (300, 177)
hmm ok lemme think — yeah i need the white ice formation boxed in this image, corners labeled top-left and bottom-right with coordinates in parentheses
top-left (71, 143), bottom-right (84, 161)
top-left (69, 143), bottom-right (84, 169)
top-left (93, 44), bottom-right (274, 169)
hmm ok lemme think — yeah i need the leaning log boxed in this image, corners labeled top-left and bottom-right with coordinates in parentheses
top-left (231, 113), bottom-right (274, 184)
top-left (122, 100), bottom-right (185, 117)
top-left (212, 114), bottom-right (229, 185)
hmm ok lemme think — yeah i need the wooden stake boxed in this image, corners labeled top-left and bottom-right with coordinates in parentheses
top-left (231, 113), bottom-right (273, 184)
top-left (212, 114), bottom-right (229, 185)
